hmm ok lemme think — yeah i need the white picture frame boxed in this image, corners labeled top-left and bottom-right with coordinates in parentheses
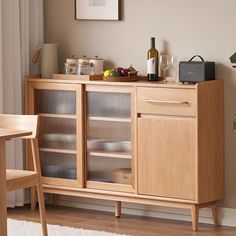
top-left (75, 0), bottom-right (120, 21)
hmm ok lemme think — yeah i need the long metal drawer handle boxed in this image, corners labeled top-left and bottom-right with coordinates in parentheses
top-left (144, 99), bottom-right (190, 105)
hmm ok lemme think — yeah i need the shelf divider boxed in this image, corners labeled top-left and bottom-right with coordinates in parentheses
top-left (88, 150), bottom-right (131, 159)
top-left (88, 116), bottom-right (131, 123)
top-left (38, 113), bottom-right (76, 119)
top-left (39, 148), bottom-right (77, 155)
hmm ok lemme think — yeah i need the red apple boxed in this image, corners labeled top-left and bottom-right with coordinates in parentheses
top-left (121, 68), bottom-right (130, 76)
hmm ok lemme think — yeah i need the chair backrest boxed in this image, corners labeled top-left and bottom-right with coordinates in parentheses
top-left (0, 114), bottom-right (39, 139)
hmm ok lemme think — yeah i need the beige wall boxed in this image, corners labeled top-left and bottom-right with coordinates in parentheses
top-left (44, 0), bottom-right (236, 208)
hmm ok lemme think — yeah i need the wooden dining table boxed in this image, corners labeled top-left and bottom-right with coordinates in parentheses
top-left (0, 128), bottom-right (32, 236)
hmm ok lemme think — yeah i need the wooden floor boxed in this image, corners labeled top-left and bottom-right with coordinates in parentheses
top-left (8, 205), bottom-right (236, 236)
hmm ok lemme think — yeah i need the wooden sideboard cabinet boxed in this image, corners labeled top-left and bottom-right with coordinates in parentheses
top-left (26, 77), bottom-right (224, 231)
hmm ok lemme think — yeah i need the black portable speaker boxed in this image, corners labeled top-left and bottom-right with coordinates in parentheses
top-left (179, 55), bottom-right (215, 83)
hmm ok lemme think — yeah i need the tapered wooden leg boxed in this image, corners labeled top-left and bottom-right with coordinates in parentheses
top-left (115, 201), bottom-right (121, 218)
top-left (31, 186), bottom-right (37, 210)
top-left (212, 202), bottom-right (219, 226)
top-left (36, 182), bottom-right (48, 236)
top-left (191, 204), bottom-right (199, 231)
top-left (0, 141), bottom-right (7, 236)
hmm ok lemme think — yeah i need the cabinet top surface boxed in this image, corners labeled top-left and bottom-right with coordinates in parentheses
top-left (26, 77), bottom-right (222, 89)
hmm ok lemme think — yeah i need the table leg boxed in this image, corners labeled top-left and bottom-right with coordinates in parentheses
top-left (0, 140), bottom-right (7, 236)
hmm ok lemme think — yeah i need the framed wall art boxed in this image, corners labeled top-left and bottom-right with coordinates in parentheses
top-left (75, 0), bottom-right (120, 21)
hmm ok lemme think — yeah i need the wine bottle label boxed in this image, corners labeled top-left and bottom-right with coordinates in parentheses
top-left (147, 57), bottom-right (157, 74)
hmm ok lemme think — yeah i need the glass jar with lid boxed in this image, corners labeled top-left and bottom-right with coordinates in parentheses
top-left (65, 56), bottom-right (78, 75)
top-left (78, 56), bottom-right (91, 75)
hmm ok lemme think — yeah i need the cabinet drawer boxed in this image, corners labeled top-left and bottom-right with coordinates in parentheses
top-left (137, 87), bottom-right (196, 117)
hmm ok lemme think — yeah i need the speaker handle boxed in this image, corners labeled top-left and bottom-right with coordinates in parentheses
top-left (188, 55), bottom-right (205, 62)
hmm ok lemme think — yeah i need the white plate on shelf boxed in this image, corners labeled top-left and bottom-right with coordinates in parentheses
top-left (87, 139), bottom-right (131, 153)
top-left (102, 141), bottom-right (121, 152)
top-left (56, 102), bottom-right (75, 114)
top-left (120, 141), bottom-right (131, 152)
top-left (87, 139), bottom-right (107, 150)
top-left (43, 165), bottom-right (62, 178)
top-left (102, 140), bottom-right (131, 152)
top-left (63, 168), bottom-right (76, 179)
top-left (43, 133), bottom-right (76, 143)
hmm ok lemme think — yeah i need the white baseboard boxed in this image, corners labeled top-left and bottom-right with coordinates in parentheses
top-left (57, 196), bottom-right (236, 228)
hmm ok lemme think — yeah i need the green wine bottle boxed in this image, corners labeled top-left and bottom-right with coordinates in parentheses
top-left (147, 37), bottom-right (159, 81)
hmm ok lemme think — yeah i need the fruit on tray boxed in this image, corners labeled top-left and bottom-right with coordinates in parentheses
top-left (115, 67), bottom-right (123, 73)
top-left (109, 70), bottom-right (121, 77)
top-left (103, 65), bottom-right (138, 77)
top-left (128, 65), bottom-right (138, 76)
top-left (104, 69), bottom-right (111, 77)
top-left (120, 68), bottom-right (129, 76)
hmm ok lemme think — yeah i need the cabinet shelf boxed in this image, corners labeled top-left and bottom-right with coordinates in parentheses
top-left (86, 181), bottom-right (133, 193)
top-left (88, 150), bottom-right (131, 159)
top-left (88, 116), bottom-right (131, 123)
top-left (39, 148), bottom-right (77, 155)
top-left (38, 113), bottom-right (76, 119)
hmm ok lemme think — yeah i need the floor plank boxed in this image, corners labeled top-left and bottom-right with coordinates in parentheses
top-left (7, 205), bottom-right (236, 236)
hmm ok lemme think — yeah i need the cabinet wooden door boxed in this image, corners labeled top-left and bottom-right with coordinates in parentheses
top-left (27, 82), bottom-right (83, 188)
top-left (138, 116), bottom-right (197, 200)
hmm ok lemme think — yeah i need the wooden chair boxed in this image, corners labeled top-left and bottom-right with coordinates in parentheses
top-left (0, 114), bottom-right (47, 236)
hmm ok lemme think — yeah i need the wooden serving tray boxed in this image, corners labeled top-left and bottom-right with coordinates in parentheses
top-left (52, 74), bottom-right (103, 81)
top-left (103, 76), bottom-right (146, 82)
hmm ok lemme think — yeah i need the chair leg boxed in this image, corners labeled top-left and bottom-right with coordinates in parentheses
top-left (191, 204), bottom-right (199, 231)
top-left (31, 186), bottom-right (37, 211)
top-left (36, 183), bottom-right (48, 236)
top-left (212, 202), bottom-right (219, 226)
top-left (0, 141), bottom-right (7, 236)
top-left (115, 201), bottom-right (121, 218)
